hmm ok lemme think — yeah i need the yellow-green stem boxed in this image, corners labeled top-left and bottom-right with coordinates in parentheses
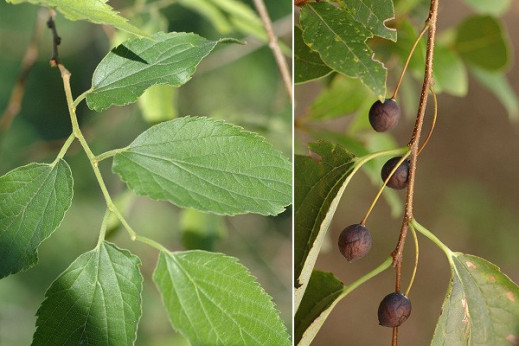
top-left (95, 147), bottom-right (129, 162)
top-left (404, 223), bottom-right (419, 296)
top-left (97, 209), bottom-right (112, 247)
top-left (135, 235), bottom-right (169, 252)
top-left (58, 64), bottom-right (137, 241)
top-left (339, 256), bottom-right (393, 299)
top-left (392, 23), bottom-right (429, 100)
top-left (52, 133), bottom-right (75, 164)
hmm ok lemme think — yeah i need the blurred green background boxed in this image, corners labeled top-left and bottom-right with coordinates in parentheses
top-left (295, 1), bottom-right (519, 345)
top-left (0, 1), bottom-right (292, 345)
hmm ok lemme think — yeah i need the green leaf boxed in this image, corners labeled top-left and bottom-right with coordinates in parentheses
top-left (112, 117), bottom-right (291, 216)
top-left (432, 253), bottom-right (519, 345)
top-left (180, 208), bottom-right (227, 251)
top-left (307, 75), bottom-right (370, 120)
top-left (33, 242), bottom-right (143, 345)
top-left (433, 44), bottom-right (468, 97)
top-left (454, 15), bottom-right (510, 72)
top-left (178, 0), bottom-right (266, 40)
top-left (295, 271), bottom-right (345, 345)
top-left (470, 66), bottom-right (519, 120)
top-left (87, 32), bottom-right (237, 112)
top-left (0, 160), bottom-right (73, 278)
top-left (5, 0), bottom-right (147, 38)
top-left (462, 0), bottom-right (512, 16)
top-left (177, 0), bottom-right (233, 34)
top-left (210, 0), bottom-right (265, 40)
top-left (294, 141), bottom-right (356, 308)
top-left (138, 84), bottom-right (177, 123)
top-left (294, 26), bottom-right (332, 84)
top-left (343, 0), bottom-right (397, 41)
top-left (153, 250), bottom-right (291, 346)
top-left (299, 2), bottom-right (387, 98)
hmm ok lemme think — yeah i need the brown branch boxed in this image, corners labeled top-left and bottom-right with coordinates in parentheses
top-left (252, 0), bottom-right (293, 103)
top-left (391, 0), bottom-right (439, 345)
top-left (0, 8), bottom-right (47, 133)
top-left (46, 9), bottom-right (61, 67)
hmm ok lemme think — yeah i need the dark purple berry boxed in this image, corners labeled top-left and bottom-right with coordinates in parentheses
top-left (337, 224), bottom-right (372, 262)
top-left (381, 156), bottom-right (410, 190)
top-left (369, 98), bottom-right (401, 132)
top-left (378, 292), bottom-right (412, 327)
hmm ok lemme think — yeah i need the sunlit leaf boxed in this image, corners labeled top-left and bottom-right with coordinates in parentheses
top-left (153, 250), bottom-right (291, 346)
top-left (33, 242), bottom-right (142, 345)
top-left (299, 2), bottom-right (387, 98)
top-left (0, 160), bottom-right (73, 278)
top-left (112, 117), bottom-right (292, 216)
top-left (432, 253), bottom-right (519, 345)
top-left (5, 0), bottom-right (147, 38)
top-left (87, 32), bottom-right (238, 112)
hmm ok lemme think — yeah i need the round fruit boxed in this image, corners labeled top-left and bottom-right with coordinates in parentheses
top-left (337, 224), bottom-right (372, 262)
top-left (378, 292), bottom-right (412, 327)
top-left (381, 156), bottom-right (410, 190)
top-left (369, 98), bottom-right (401, 132)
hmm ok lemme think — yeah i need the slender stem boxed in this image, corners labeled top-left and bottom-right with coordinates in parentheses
top-left (392, 2), bottom-right (439, 344)
top-left (96, 209), bottom-right (112, 247)
top-left (391, 23), bottom-right (429, 100)
top-left (417, 88), bottom-right (438, 156)
top-left (135, 235), bottom-right (170, 252)
top-left (72, 87), bottom-right (93, 109)
top-left (339, 256), bottom-right (393, 299)
top-left (95, 147), bottom-right (129, 162)
top-left (410, 219), bottom-right (453, 259)
top-left (52, 133), bottom-right (76, 164)
top-left (57, 64), bottom-right (137, 241)
top-left (360, 151), bottom-right (411, 225)
top-left (392, 0), bottom-right (439, 277)
top-left (404, 223), bottom-right (419, 296)
top-left (252, 0), bottom-right (293, 102)
top-left (355, 146), bottom-right (409, 171)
